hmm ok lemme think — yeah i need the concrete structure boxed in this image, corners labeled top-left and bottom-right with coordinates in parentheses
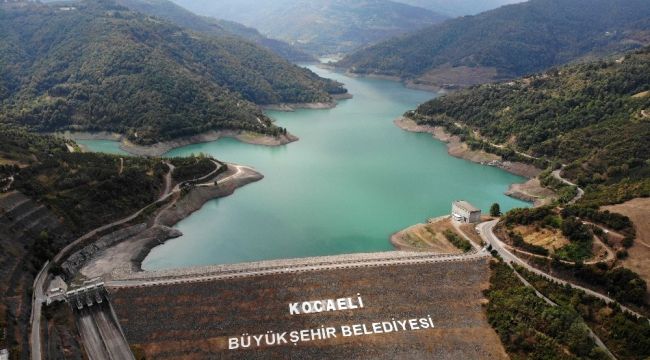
top-left (451, 201), bottom-right (481, 224)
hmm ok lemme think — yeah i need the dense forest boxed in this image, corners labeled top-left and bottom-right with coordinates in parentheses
top-left (0, 127), bottom-right (163, 357)
top-left (408, 47), bottom-right (650, 206)
top-left (0, 125), bottom-right (166, 234)
top-left (396, 0), bottom-right (521, 17)
top-left (0, 0), bottom-right (346, 145)
top-left (516, 264), bottom-right (650, 360)
top-left (486, 261), bottom-right (608, 359)
top-left (338, 0), bottom-right (650, 86)
top-left (113, 0), bottom-right (315, 62)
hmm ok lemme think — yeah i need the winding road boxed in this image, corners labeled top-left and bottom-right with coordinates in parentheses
top-left (30, 159), bottom-right (243, 359)
top-left (478, 220), bottom-right (645, 320)
top-left (552, 168), bottom-right (585, 204)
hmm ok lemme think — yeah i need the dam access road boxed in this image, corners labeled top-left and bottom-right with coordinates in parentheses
top-left (30, 161), bottom-right (252, 360)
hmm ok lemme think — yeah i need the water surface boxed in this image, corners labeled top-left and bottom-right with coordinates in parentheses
top-left (77, 140), bottom-right (128, 155)
top-left (82, 66), bottom-right (529, 270)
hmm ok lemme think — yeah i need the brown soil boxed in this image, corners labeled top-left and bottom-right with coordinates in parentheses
top-left (59, 130), bottom-right (298, 157)
top-left (390, 217), bottom-right (462, 253)
top-left (417, 65), bottom-right (500, 89)
top-left (395, 117), bottom-right (541, 179)
top-left (110, 260), bottom-right (509, 359)
top-left (603, 198), bottom-right (650, 295)
top-left (78, 166), bottom-right (264, 279)
top-left (459, 224), bottom-right (484, 247)
top-left (513, 225), bottom-right (570, 253)
top-left (505, 178), bottom-right (557, 207)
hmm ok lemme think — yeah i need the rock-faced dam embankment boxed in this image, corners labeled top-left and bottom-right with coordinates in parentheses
top-left (109, 257), bottom-right (508, 359)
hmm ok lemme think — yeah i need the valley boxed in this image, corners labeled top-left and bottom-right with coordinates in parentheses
top-left (1, 0), bottom-right (649, 358)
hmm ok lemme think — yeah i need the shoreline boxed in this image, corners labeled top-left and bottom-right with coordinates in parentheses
top-left (261, 93), bottom-right (353, 112)
top-left (55, 96), bottom-right (359, 156)
top-left (57, 129), bottom-right (298, 157)
top-left (394, 117), bottom-right (549, 205)
top-left (317, 63), bottom-right (446, 93)
top-left (75, 165), bottom-right (264, 280)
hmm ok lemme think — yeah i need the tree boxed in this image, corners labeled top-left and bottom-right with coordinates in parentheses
top-left (490, 203), bottom-right (501, 217)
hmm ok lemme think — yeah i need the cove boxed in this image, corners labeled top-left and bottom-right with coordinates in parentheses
top-left (82, 65), bottom-right (530, 270)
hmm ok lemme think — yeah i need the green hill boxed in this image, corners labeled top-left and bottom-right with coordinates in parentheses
top-left (171, 0), bottom-right (447, 55)
top-left (338, 0), bottom-right (650, 88)
top-left (114, 0), bottom-right (315, 62)
top-left (0, 0), bottom-right (345, 145)
top-left (395, 0), bottom-right (523, 17)
top-left (407, 47), bottom-right (650, 206)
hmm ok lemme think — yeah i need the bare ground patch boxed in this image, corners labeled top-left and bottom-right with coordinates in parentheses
top-left (416, 65), bottom-right (500, 88)
top-left (505, 178), bottom-right (557, 207)
top-left (513, 225), bottom-right (570, 253)
top-left (603, 198), bottom-right (650, 295)
top-left (391, 217), bottom-right (463, 253)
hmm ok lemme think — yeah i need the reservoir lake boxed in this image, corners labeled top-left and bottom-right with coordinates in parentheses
top-left (81, 65), bottom-right (529, 270)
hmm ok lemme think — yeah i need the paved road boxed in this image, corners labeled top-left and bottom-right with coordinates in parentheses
top-left (552, 168), bottom-right (584, 204)
top-left (30, 261), bottom-right (49, 360)
top-left (500, 234), bottom-right (615, 265)
top-left (52, 161), bottom-right (232, 265)
top-left (32, 159), bottom-right (236, 359)
top-left (107, 250), bottom-right (490, 288)
top-left (510, 263), bottom-right (617, 359)
top-left (478, 220), bottom-right (645, 320)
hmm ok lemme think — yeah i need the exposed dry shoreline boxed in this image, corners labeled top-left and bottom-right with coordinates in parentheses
top-left (395, 117), bottom-right (550, 205)
top-left (261, 93), bottom-right (353, 111)
top-left (57, 96), bottom-right (360, 155)
top-left (58, 129), bottom-right (298, 157)
top-left (76, 165), bottom-right (264, 280)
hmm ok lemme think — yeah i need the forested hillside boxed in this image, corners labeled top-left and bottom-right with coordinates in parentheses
top-left (114, 0), bottom-right (315, 61)
top-left (0, 0), bottom-right (345, 145)
top-left (407, 47), bottom-right (650, 206)
top-left (171, 0), bottom-right (447, 55)
top-left (396, 0), bottom-right (523, 17)
top-left (0, 126), bottom-right (165, 357)
top-left (339, 0), bottom-right (650, 88)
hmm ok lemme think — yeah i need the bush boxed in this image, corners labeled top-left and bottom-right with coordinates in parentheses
top-left (509, 231), bottom-right (549, 257)
top-left (443, 229), bottom-right (472, 252)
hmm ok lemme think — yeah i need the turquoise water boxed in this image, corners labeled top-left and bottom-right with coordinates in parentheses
top-left (77, 140), bottom-right (128, 155)
top-left (81, 66), bottom-right (529, 270)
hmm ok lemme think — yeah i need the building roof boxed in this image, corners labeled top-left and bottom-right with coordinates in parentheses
top-left (453, 200), bottom-right (481, 213)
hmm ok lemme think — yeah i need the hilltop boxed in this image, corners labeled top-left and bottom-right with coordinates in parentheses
top-left (0, 0), bottom-right (346, 145)
top-left (114, 0), bottom-right (315, 62)
top-left (338, 0), bottom-right (650, 88)
top-left (406, 47), bottom-right (650, 206)
top-left (396, 0), bottom-right (524, 17)
top-left (171, 0), bottom-right (447, 55)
